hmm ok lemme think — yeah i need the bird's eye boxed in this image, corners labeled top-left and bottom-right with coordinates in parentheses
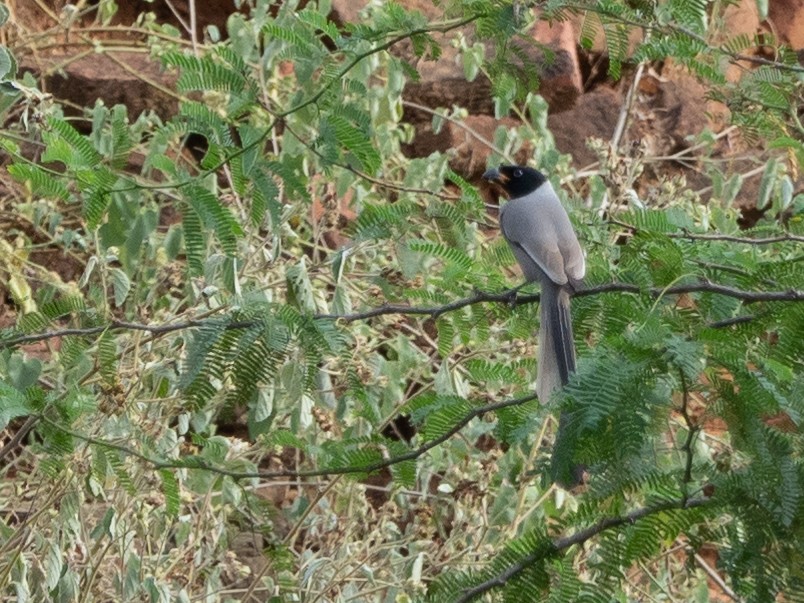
top-left (513, 169), bottom-right (523, 178)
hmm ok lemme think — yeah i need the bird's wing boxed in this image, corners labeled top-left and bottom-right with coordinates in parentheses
top-left (500, 196), bottom-right (569, 285)
top-left (560, 237), bottom-right (586, 284)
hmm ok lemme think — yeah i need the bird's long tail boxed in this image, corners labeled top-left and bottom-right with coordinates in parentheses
top-left (538, 281), bottom-right (584, 488)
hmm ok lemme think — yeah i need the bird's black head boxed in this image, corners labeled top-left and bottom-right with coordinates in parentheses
top-left (482, 164), bottom-right (547, 198)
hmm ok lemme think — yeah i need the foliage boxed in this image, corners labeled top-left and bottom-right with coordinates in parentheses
top-left (0, 0), bottom-right (802, 601)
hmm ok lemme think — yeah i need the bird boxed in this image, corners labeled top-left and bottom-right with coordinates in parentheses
top-left (483, 164), bottom-right (586, 488)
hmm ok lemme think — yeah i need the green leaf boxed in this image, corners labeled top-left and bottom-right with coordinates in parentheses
top-left (159, 469), bottom-right (181, 517)
top-left (90, 507), bottom-right (117, 540)
top-left (46, 117), bottom-right (102, 166)
top-left (97, 329), bottom-right (118, 386)
top-left (321, 114), bottom-right (381, 174)
top-left (757, 157), bottom-right (778, 209)
top-left (83, 168), bottom-right (118, 229)
top-left (109, 267), bottom-right (131, 307)
top-left (7, 163), bottom-right (70, 200)
top-left (0, 381), bottom-right (31, 430)
top-left (182, 205), bottom-right (205, 274)
top-left (0, 46), bottom-right (15, 80)
top-left (407, 240), bottom-right (474, 272)
top-left (580, 12), bottom-right (600, 50)
top-left (185, 184), bottom-right (243, 256)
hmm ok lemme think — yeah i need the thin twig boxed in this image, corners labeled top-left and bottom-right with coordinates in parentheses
top-left (162, 0), bottom-right (191, 34)
top-left (188, 0), bottom-right (198, 56)
top-left (694, 553), bottom-right (743, 603)
top-left (401, 100), bottom-right (512, 162)
top-left (276, 14), bottom-right (484, 120)
top-left (608, 219), bottom-right (804, 244)
top-left (694, 164), bottom-right (768, 197)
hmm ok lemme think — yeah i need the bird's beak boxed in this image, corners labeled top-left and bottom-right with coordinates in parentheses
top-left (482, 167), bottom-right (507, 184)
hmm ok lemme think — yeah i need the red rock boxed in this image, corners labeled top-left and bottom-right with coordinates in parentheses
top-left (548, 86), bottom-right (623, 168)
top-left (767, 0), bottom-right (804, 49)
top-left (532, 18), bottom-right (583, 109)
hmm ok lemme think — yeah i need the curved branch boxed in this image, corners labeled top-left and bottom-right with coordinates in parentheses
top-left (456, 496), bottom-right (711, 603)
top-left (111, 13), bottom-right (486, 196)
top-left (40, 393), bottom-right (538, 480)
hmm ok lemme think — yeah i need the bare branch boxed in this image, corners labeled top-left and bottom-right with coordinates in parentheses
top-left (401, 100), bottom-right (511, 161)
top-left (456, 496), bottom-right (711, 602)
top-left (634, 281), bottom-right (803, 303)
top-left (0, 416), bottom-right (40, 465)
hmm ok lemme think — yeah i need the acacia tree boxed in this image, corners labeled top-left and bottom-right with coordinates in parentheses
top-left (0, 0), bottom-right (802, 601)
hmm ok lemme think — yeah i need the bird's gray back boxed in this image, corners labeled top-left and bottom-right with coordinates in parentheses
top-left (499, 183), bottom-right (585, 286)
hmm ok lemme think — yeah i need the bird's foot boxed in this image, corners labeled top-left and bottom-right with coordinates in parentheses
top-left (505, 282), bottom-right (530, 308)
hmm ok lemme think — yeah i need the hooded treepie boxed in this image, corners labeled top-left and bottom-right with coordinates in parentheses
top-left (483, 164), bottom-right (585, 488)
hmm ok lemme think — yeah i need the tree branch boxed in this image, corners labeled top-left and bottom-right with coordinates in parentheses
top-left (323, 280), bottom-right (803, 324)
top-left (0, 318), bottom-right (214, 348)
top-left (317, 287), bottom-right (532, 321)
top-left (3, 281), bottom-right (801, 349)
top-left (706, 314), bottom-right (756, 328)
top-left (456, 496), bottom-right (711, 602)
